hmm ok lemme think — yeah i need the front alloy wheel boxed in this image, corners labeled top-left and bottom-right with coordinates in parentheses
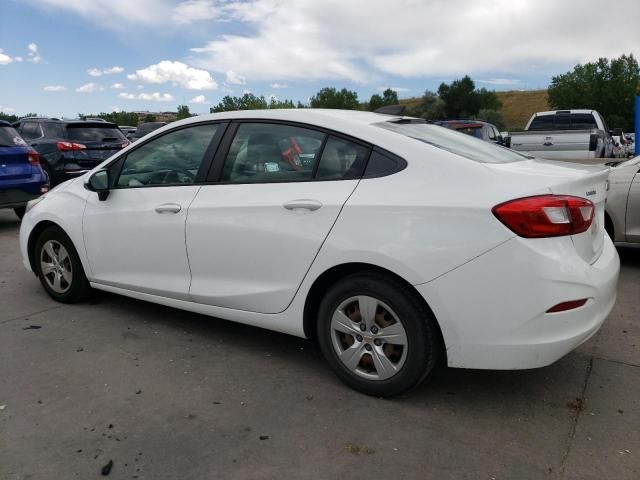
top-left (40, 240), bottom-right (73, 294)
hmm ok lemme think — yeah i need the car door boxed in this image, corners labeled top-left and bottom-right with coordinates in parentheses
top-left (82, 122), bottom-right (226, 299)
top-left (186, 121), bottom-right (371, 314)
top-left (626, 168), bottom-right (640, 242)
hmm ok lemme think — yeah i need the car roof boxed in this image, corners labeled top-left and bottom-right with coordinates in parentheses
top-left (534, 109), bottom-right (594, 117)
top-left (0, 120), bottom-right (12, 127)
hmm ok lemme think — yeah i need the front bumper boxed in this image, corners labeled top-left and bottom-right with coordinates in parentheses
top-left (416, 235), bottom-right (620, 370)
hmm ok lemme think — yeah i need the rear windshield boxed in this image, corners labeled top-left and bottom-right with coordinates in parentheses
top-left (66, 124), bottom-right (126, 143)
top-left (0, 126), bottom-right (27, 147)
top-left (528, 113), bottom-right (597, 131)
top-left (376, 122), bottom-right (528, 164)
top-left (447, 125), bottom-right (483, 138)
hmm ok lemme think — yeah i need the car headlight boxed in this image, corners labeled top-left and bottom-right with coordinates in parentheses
top-left (26, 195), bottom-right (46, 213)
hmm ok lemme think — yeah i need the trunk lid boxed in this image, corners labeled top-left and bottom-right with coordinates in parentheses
top-left (510, 130), bottom-right (591, 156)
top-left (0, 146), bottom-right (33, 180)
top-left (487, 159), bottom-right (609, 264)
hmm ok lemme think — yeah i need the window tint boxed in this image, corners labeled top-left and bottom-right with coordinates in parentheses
top-left (42, 122), bottom-right (66, 139)
top-left (67, 125), bottom-right (126, 143)
top-left (571, 113), bottom-right (597, 129)
top-left (0, 126), bottom-right (26, 146)
top-left (221, 123), bottom-right (325, 183)
top-left (364, 149), bottom-right (407, 177)
top-left (316, 136), bottom-right (369, 179)
top-left (554, 114), bottom-right (571, 130)
top-left (528, 115), bottom-right (554, 131)
top-left (116, 124), bottom-right (219, 187)
top-left (21, 122), bottom-right (42, 140)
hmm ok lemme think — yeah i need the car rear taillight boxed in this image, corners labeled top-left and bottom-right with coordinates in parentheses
top-left (28, 149), bottom-right (40, 165)
top-left (588, 134), bottom-right (598, 151)
top-left (492, 195), bottom-right (595, 238)
top-left (56, 141), bottom-right (87, 151)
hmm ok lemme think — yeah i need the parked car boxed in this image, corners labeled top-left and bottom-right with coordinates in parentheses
top-left (12, 118), bottom-right (129, 185)
top-left (436, 120), bottom-right (508, 146)
top-left (20, 109), bottom-right (619, 396)
top-left (605, 155), bottom-right (640, 245)
top-left (510, 110), bottom-right (614, 161)
top-left (126, 122), bottom-right (166, 142)
top-left (0, 121), bottom-right (48, 219)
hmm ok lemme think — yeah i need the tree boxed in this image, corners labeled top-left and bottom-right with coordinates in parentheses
top-left (176, 104), bottom-right (191, 120)
top-left (143, 114), bottom-right (157, 123)
top-left (309, 87), bottom-right (359, 109)
top-left (381, 88), bottom-right (399, 105)
top-left (437, 76), bottom-right (501, 118)
top-left (210, 93), bottom-right (296, 112)
top-left (548, 54), bottom-right (639, 131)
top-left (0, 112), bottom-right (19, 123)
top-left (406, 90), bottom-right (446, 120)
top-left (367, 94), bottom-right (384, 111)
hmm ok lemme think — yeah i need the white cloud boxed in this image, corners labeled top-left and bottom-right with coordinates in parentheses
top-left (110, 83), bottom-right (125, 89)
top-left (111, 106), bottom-right (122, 112)
top-left (27, 43), bottom-right (42, 63)
top-left (88, 66), bottom-right (124, 76)
top-left (0, 50), bottom-right (13, 65)
top-left (44, 85), bottom-right (67, 92)
top-left (478, 78), bottom-right (521, 86)
top-left (270, 83), bottom-right (288, 89)
top-left (76, 82), bottom-right (99, 93)
top-left (0, 106), bottom-right (15, 114)
top-left (225, 70), bottom-right (246, 85)
top-left (242, 89), bottom-right (252, 95)
top-left (13, 56), bottom-right (23, 62)
top-left (118, 92), bottom-right (174, 102)
top-left (190, 95), bottom-right (208, 104)
top-left (127, 60), bottom-right (217, 90)
top-left (173, 0), bottom-right (219, 24)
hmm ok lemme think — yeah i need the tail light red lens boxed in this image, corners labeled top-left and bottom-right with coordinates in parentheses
top-left (492, 195), bottom-right (595, 238)
top-left (56, 141), bottom-right (87, 151)
top-left (28, 149), bottom-right (40, 165)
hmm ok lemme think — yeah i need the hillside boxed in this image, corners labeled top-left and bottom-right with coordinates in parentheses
top-left (399, 89), bottom-right (550, 131)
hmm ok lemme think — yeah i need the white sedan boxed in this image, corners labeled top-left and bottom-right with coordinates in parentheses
top-left (19, 109), bottom-right (620, 396)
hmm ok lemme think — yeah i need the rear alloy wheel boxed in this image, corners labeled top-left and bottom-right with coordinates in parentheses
top-left (34, 226), bottom-right (91, 303)
top-left (317, 272), bottom-right (440, 397)
top-left (14, 207), bottom-right (26, 220)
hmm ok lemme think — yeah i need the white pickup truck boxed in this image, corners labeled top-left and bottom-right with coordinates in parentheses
top-left (509, 110), bottom-right (614, 162)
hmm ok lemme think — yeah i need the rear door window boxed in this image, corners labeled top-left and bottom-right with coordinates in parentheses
top-left (21, 122), bottom-right (43, 140)
top-left (315, 136), bottom-right (370, 180)
top-left (220, 123), bottom-right (326, 183)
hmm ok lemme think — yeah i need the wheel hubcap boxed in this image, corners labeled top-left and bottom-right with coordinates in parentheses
top-left (330, 295), bottom-right (408, 381)
top-left (40, 240), bottom-right (73, 294)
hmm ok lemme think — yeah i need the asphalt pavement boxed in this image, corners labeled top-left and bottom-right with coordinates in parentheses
top-left (0, 209), bottom-right (638, 480)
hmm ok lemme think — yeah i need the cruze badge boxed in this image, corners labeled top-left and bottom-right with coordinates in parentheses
top-left (586, 190), bottom-right (596, 196)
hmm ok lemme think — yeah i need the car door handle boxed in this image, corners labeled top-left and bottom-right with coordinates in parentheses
top-left (155, 203), bottom-right (182, 214)
top-left (283, 199), bottom-right (322, 211)
top-left (543, 142), bottom-right (554, 146)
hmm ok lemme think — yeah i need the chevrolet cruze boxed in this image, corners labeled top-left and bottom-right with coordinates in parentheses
top-left (19, 109), bottom-right (620, 396)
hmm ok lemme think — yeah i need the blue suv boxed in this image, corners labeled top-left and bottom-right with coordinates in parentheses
top-left (0, 121), bottom-right (48, 219)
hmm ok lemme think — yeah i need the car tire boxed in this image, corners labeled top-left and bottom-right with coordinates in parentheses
top-left (14, 207), bottom-right (26, 220)
top-left (34, 226), bottom-right (92, 303)
top-left (316, 272), bottom-right (440, 397)
top-left (41, 163), bottom-right (55, 187)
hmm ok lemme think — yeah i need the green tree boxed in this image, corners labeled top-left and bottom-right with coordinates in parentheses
top-left (309, 87), bottom-right (359, 109)
top-left (437, 76), bottom-right (501, 118)
top-left (406, 90), bottom-right (446, 120)
top-left (0, 112), bottom-right (19, 123)
top-left (176, 104), bottom-right (191, 120)
top-left (548, 54), bottom-right (639, 131)
top-left (143, 114), bottom-right (157, 123)
top-left (381, 88), bottom-right (399, 105)
top-left (367, 94), bottom-right (384, 111)
top-left (210, 93), bottom-right (296, 112)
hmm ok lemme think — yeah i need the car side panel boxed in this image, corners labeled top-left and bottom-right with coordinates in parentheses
top-left (625, 172), bottom-right (640, 242)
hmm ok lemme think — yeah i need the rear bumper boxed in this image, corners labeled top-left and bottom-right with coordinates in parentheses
top-left (0, 188), bottom-right (41, 209)
top-left (417, 235), bottom-right (619, 370)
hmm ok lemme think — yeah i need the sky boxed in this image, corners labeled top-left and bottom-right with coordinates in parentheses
top-left (0, 0), bottom-right (638, 118)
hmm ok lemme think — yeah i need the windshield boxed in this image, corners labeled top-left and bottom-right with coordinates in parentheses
top-left (377, 121), bottom-right (529, 163)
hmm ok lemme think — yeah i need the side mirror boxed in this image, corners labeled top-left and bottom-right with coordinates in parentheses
top-left (85, 169), bottom-right (110, 201)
